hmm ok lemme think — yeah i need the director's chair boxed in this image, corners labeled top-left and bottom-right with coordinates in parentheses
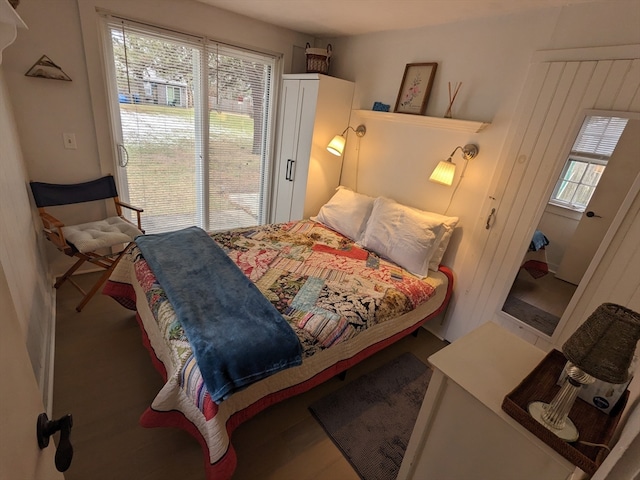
top-left (29, 175), bottom-right (144, 312)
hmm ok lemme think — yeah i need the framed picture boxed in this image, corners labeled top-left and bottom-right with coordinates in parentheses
top-left (394, 63), bottom-right (437, 115)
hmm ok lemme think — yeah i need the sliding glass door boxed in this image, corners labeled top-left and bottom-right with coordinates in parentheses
top-left (102, 16), bottom-right (276, 233)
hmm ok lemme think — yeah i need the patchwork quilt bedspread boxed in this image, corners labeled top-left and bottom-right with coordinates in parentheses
top-left (105, 219), bottom-right (451, 479)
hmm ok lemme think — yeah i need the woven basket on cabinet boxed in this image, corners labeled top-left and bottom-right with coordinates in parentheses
top-left (305, 43), bottom-right (332, 74)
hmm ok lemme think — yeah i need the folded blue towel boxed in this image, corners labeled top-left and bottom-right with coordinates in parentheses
top-left (136, 226), bottom-right (302, 403)
top-left (529, 230), bottom-right (550, 251)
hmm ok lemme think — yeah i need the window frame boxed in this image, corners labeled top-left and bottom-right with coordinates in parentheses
top-left (548, 154), bottom-right (608, 212)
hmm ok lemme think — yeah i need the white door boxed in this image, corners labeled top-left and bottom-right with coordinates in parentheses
top-left (445, 50), bottom-right (640, 345)
top-left (271, 78), bottom-right (319, 223)
top-left (272, 79), bottom-right (303, 223)
top-left (102, 16), bottom-right (276, 234)
top-left (0, 263), bottom-right (63, 480)
top-left (555, 119), bottom-right (640, 284)
top-left (103, 19), bottom-right (203, 234)
top-left (289, 81), bottom-right (319, 221)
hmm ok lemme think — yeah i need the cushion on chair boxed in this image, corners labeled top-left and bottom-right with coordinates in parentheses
top-left (61, 216), bottom-right (142, 253)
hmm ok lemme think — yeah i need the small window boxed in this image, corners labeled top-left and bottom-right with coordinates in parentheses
top-left (551, 157), bottom-right (606, 210)
top-left (167, 85), bottom-right (181, 106)
top-left (549, 115), bottom-right (628, 211)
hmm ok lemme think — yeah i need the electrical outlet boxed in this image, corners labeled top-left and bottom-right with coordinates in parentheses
top-left (63, 133), bottom-right (77, 150)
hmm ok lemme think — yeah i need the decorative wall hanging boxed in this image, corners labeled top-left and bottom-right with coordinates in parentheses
top-left (394, 62), bottom-right (437, 115)
top-left (25, 55), bottom-right (72, 81)
top-left (445, 81), bottom-right (462, 118)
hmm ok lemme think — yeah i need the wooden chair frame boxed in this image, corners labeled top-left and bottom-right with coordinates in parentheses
top-left (30, 175), bottom-right (144, 312)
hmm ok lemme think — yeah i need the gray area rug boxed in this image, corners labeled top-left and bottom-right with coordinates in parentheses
top-left (503, 295), bottom-right (560, 336)
top-left (309, 352), bottom-right (431, 480)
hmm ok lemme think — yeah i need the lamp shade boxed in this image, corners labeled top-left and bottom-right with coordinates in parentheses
top-left (429, 160), bottom-right (456, 186)
top-left (563, 303), bottom-right (640, 384)
top-left (327, 135), bottom-right (346, 156)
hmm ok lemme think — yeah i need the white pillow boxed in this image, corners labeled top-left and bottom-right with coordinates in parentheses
top-left (314, 186), bottom-right (375, 241)
top-left (426, 213), bottom-right (459, 271)
top-left (360, 197), bottom-right (444, 278)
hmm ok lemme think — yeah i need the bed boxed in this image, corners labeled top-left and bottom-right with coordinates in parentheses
top-left (103, 189), bottom-right (455, 480)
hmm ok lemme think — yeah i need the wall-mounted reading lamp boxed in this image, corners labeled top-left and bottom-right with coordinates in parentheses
top-left (327, 124), bottom-right (367, 185)
top-left (429, 144), bottom-right (479, 186)
top-left (327, 124), bottom-right (367, 157)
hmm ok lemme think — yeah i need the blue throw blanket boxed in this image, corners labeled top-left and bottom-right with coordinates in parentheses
top-left (136, 226), bottom-right (302, 403)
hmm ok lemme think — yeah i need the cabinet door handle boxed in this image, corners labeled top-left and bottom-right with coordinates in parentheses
top-left (118, 144), bottom-right (129, 167)
top-left (285, 159), bottom-right (291, 181)
top-left (286, 159), bottom-right (295, 181)
top-left (485, 208), bottom-right (496, 230)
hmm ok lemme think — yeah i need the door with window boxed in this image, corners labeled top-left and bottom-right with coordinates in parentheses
top-left (0, 263), bottom-right (63, 480)
top-left (102, 16), bottom-right (276, 233)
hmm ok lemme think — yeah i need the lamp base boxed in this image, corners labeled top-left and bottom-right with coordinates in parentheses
top-left (528, 401), bottom-right (579, 442)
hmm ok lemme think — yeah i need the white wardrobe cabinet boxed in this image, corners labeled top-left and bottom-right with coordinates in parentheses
top-left (270, 74), bottom-right (354, 223)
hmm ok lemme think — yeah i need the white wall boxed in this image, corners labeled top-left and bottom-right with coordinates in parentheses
top-left (537, 205), bottom-right (580, 273)
top-left (325, 0), bottom-right (640, 339)
top-left (3, 0), bottom-right (116, 275)
top-left (324, 10), bottom-right (562, 341)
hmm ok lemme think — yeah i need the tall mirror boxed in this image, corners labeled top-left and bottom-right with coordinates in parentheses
top-left (502, 111), bottom-right (640, 337)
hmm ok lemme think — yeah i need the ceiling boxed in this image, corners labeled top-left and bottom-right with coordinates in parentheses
top-left (195, 0), bottom-right (605, 37)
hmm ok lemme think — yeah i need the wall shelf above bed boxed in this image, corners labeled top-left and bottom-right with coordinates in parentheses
top-left (353, 109), bottom-right (490, 133)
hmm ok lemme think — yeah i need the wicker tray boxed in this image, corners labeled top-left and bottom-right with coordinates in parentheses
top-left (502, 349), bottom-right (628, 475)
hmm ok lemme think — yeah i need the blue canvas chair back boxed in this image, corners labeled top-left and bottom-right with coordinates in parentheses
top-left (30, 176), bottom-right (119, 208)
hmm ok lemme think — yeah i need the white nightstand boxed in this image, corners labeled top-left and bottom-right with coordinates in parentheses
top-left (398, 322), bottom-right (582, 480)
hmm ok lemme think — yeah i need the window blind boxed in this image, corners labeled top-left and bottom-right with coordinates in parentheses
top-left (572, 115), bottom-right (628, 159)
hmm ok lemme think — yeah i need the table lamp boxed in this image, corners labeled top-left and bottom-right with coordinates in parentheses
top-left (528, 303), bottom-right (640, 442)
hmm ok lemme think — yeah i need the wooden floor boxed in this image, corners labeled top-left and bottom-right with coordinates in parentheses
top-left (504, 269), bottom-right (577, 334)
top-left (53, 272), bottom-right (447, 479)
